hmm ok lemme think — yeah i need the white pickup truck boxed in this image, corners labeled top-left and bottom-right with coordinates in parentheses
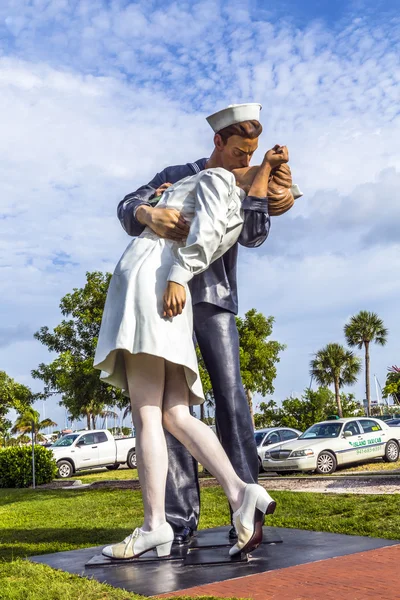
top-left (50, 429), bottom-right (137, 478)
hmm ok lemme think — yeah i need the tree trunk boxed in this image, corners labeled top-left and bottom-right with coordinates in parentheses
top-left (365, 341), bottom-right (370, 416)
top-left (86, 412), bottom-right (91, 430)
top-left (200, 403), bottom-right (205, 422)
top-left (246, 389), bottom-right (255, 428)
top-left (91, 414), bottom-right (96, 429)
top-left (334, 378), bottom-right (343, 417)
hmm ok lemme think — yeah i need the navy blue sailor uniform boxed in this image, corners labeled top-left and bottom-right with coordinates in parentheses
top-left (118, 158), bottom-right (270, 535)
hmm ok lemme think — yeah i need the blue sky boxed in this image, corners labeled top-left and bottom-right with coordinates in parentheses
top-left (1, 0), bottom-right (399, 429)
top-left (256, 0), bottom-right (399, 26)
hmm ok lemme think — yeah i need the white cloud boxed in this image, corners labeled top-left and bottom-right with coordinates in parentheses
top-left (0, 1), bottom-right (399, 426)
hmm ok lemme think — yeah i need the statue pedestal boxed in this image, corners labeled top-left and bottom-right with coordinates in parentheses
top-left (85, 526), bottom-right (282, 567)
top-left (29, 527), bottom-right (398, 597)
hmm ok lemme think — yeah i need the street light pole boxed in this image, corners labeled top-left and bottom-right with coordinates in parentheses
top-left (31, 420), bottom-right (36, 489)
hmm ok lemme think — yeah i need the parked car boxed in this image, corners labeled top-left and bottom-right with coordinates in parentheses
top-left (40, 434), bottom-right (57, 448)
top-left (262, 417), bottom-right (400, 475)
top-left (254, 427), bottom-right (302, 472)
top-left (386, 418), bottom-right (400, 427)
top-left (50, 429), bottom-right (137, 478)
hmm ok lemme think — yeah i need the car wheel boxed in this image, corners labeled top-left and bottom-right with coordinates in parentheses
top-left (57, 460), bottom-right (73, 478)
top-left (315, 451), bottom-right (337, 475)
top-left (384, 440), bottom-right (400, 463)
top-left (127, 449), bottom-right (137, 469)
top-left (106, 464), bottom-right (120, 471)
top-left (258, 457), bottom-right (264, 473)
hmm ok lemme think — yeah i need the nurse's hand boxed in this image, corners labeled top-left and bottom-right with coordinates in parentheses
top-left (136, 206), bottom-right (190, 241)
top-left (163, 282), bottom-right (186, 318)
top-left (154, 182), bottom-right (173, 196)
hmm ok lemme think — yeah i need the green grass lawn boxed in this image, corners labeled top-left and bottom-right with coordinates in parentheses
top-left (341, 459), bottom-right (400, 473)
top-left (0, 561), bottom-right (236, 600)
top-left (1, 486), bottom-right (399, 599)
top-left (70, 466), bottom-right (139, 483)
top-left (70, 465), bottom-right (213, 483)
top-left (70, 456), bottom-right (400, 485)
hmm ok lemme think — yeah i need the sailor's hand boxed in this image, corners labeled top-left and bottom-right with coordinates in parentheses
top-left (265, 145), bottom-right (289, 169)
top-left (154, 182), bottom-right (172, 197)
top-left (136, 206), bottom-right (190, 241)
top-left (163, 282), bottom-right (186, 318)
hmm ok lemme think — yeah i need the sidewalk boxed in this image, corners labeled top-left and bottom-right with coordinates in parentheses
top-left (160, 545), bottom-right (400, 599)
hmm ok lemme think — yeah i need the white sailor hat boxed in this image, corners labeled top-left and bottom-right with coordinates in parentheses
top-left (206, 103), bottom-right (262, 133)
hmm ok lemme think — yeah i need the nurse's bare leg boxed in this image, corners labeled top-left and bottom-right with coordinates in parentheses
top-left (102, 352), bottom-right (174, 560)
top-left (162, 361), bottom-right (246, 512)
top-left (124, 352), bottom-right (168, 531)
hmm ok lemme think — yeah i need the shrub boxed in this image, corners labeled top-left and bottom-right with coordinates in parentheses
top-left (0, 445), bottom-right (57, 488)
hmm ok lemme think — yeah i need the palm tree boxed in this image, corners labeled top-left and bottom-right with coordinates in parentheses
top-left (3, 437), bottom-right (20, 447)
top-left (77, 401), bottom-right (118, 430)
top-left (344, 311), bottom-right (388, 415)
top-left (383, 365), bottom-right (400, 405)
top-left (12, 408), bottom-right (57, 444)
top-left (310, 343), bottom-right (362, 417)
top-left (122, 404), bottom-right (133, 421)
top-left (16, 434), bottom-right (31, 445)
top-left (98, 409), bottom-right (118, 430)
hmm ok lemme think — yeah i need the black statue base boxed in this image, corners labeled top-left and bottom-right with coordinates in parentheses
top-left (85, 527), bottom-right (274, 568)
top-left (87, 546), bottom-right (248, 567)
top-left (29, 526), bottom-right (398, 597)
top-left (85, 525), bottom-right (280, 568)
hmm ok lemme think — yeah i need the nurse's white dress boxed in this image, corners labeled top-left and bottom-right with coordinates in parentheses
top-left (94, 168), bottom-right (244, 405)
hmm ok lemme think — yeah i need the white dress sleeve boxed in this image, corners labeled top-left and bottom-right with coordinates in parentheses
top-left (168, 168), bottom-right (240, 286)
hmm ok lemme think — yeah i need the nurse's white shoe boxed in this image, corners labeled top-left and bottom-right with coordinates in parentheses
top-left (102, 522), bottom-right (174, 560)
top-left (229, 484), bottom-right (276, 557)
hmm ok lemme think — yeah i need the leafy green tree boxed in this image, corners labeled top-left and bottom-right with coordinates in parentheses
top-left (196, 310), bottom-right (284, 425)
top-left (344, 311), bottom-right (388, 415)
top-left (0, 419), bottom-right (12, 447)
top-left (4, 437), bottom-right (22, 447)
top-left (13, 434), bottom-right (31, 445)
top-left (11, 408), bottom-right (57, 444)
top-left (383, 366), bottom-right (400, 405)
top-left (328, 392), bottom-right (364, 418)
top-left (280, 388), bottom-right (337, 430)
top-left (0, 371), bottom-right (34, 413)
top-left (0, 371), bottom-right (35, 444)
top-left (236, 310), bottom-right (285, 425)
top-left (310, 343), bottom-right (362, 417)
top-left (254, 388), bottom-right (363, 431)
top-left (32, 272), bottom-right (127, 429)
top-left (254, 399), bottom-right (279, 429)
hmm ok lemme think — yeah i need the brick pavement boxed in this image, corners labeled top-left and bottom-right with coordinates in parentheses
top-left (159, 545), bottom-right (400, 599)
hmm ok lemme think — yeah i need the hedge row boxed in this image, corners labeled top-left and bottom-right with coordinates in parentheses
top-left (0, 445), bottom-right (57, 488)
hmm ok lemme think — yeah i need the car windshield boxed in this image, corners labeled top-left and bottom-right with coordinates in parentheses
top-left (299, 422), bottom-right (342, 439)
top-left (52, 434), bottom-right (79, 447)
top-left (254, 432), bottom-right (268, 446)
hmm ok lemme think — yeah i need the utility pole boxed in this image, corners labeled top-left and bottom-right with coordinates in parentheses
top-left (31, 419), bottom-right (36, 489)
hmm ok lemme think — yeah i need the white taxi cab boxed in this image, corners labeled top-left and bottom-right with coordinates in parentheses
top-left (262, 417), bottom-right (400, 475)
